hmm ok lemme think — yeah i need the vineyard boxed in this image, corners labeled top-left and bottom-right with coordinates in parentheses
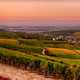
top-left (0, 38), bottom-right (80, 80)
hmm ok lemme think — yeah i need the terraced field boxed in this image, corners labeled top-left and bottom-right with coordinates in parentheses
top-left (0, 38), bottom-right (80, 80)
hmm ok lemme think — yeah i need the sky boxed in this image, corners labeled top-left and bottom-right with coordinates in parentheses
top-left (0, 0), bottom-right (80, 26)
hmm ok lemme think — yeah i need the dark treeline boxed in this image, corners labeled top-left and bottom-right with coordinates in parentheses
top-left (0, 31), bottom-right (52, 40)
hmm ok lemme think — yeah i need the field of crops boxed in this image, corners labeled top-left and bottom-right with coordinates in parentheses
top-left (0, 39), bottom-right (17, 45)
top-left (0, 38), bottom-right (80, 80)
top-left (47, 48), bottom-right (80, 54)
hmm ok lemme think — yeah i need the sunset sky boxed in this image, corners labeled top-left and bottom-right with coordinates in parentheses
top-left (0, 0), bottom-right (80, 26)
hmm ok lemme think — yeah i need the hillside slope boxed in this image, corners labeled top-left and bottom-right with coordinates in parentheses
top-left (0, 64), bottom-right (60, 80)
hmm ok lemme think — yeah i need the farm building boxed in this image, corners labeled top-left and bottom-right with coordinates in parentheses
top-left (42, 48), bottom-right (48, 55)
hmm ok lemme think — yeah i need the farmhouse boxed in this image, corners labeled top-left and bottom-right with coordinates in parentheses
top-left (52, 35), bottom-right (64, 41)
top-left (42, 48), bottom-right (48, 55)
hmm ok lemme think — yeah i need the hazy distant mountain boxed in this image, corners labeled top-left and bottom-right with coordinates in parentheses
top-left (0, 25), bottom-right (80, 33)
top-left (0, 20), bottom-right (80, 32)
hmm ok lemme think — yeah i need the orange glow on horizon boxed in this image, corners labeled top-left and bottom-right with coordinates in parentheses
top-left (0, 1), bottom-right (80, 21)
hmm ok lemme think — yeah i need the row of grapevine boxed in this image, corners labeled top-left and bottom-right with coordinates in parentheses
top-left (0, 48), bottom-right (80, 80)
top-left (0, 48), bottom-right (63, 74)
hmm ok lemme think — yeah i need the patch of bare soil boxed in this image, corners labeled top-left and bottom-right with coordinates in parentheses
top-left (0, 64), bottom-right (62, 80)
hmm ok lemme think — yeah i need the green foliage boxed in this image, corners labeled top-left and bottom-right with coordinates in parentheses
top-left (63, 66), bottom-right (74, 80)
top-left (75, 66), bottom-right (80, 80)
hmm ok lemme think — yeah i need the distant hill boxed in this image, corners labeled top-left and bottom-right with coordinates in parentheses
top-left (0, 25), bottom-right (80, 33)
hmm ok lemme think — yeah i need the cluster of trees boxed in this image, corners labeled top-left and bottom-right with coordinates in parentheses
top-left (1, 30), bottom-right (80, 41)
top-left (0, 31), bottom-right (52, 40)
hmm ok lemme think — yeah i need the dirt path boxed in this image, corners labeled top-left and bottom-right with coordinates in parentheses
top-left (0, 64), bottom-right (61, 80)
